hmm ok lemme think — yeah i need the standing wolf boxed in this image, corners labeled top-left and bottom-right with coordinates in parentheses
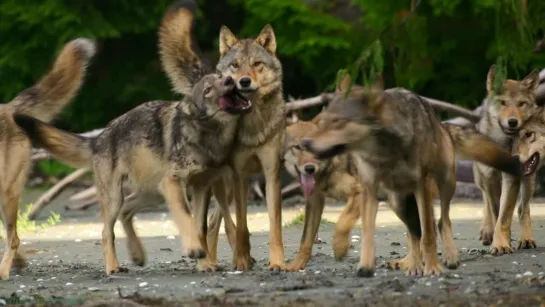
top-left (300, 74), bottom-right (530, 277)
top-left (473, 66), bottom-right (541, 252)
top-left (0, 38), bottom-right (96, 280)
top-left (159, 0), bottom-right (286, 270)
top-left (14, 72), bottom-right (251, 275)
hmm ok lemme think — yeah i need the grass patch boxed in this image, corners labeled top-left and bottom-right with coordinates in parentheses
top-left (284, 212), bottom-right (335, 228)
top-left (0, 204), bottom-right (62, 234)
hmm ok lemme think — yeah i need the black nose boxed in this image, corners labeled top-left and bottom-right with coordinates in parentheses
top-left (508, 118), bottom-right (519, 128)
top-left (224, 76), bottom-right (234, 86)
top-left (303, 164), bottom-right (316, 174)
top-left (300, 139), bottom-right (312, 151)
top-left (239, 77), bottom-right (252, 88)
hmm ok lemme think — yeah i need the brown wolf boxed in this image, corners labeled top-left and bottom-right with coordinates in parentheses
top-left (0, 38), bottom-right (96, 280)
top-left (473, 66), bottom-right (541, 252)
top-left (488, 107), bottom-right (545, 256)
top-left (14, 72), bottom-right (252, 275)
top-left (300, 74), bottom-right (529, 277)
top-left (281, 112), bottom-right (365, 270)
top-left (159, 0), bottom-right (286, 271)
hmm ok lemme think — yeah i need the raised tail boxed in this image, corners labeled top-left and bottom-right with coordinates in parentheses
top-left (158, 0), bottom-right (211, 95)
top-left (14, 114), bottom-right (93, 168)
top-left (442, 123), bottom-right (522, 176)
top-left (8, 38), bottom-right (97, 123)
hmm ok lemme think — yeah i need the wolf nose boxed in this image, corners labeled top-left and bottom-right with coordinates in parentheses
top-left (239, 77), bottom-right (252, 88)
top-left (508, 118), bottom-right (519, 128)
top-left (224, 76), bottom-right (234, 86)
top-left (303, 164), bottom-right (316, 174)
top-left (300, 139), bottom-right (312, 151)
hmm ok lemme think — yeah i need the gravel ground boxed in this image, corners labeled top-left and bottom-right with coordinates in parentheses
top-left (1, 190), bottom-right (545, 306)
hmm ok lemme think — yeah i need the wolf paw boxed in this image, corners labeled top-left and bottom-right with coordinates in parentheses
top-left (490, 244), bottom-right (513, 256)
top-left (332, 235), bottom-right (350, 261)
top-left (106, 266), bottom-right (129, 275)
top-left (517, 238), bottom-right (537, 250)
top-left (384, 257), bottom-right (409, 271)
top-left (356, 266), bottom-right (375, 278)
top-left (479, 229), bottom-right (493, 246)
top-left (233, 255), bottom-right (254, 271)
top-left (187, 248), bottom-right (206, 259)
top-left (442, 250), bottom-right (460, 270)
top-left (423, 262), bottom-right (444, 276)
top-left (285, 257), bottom-right (309, 272)
top-left (197, 259), bottom-right (221, 272)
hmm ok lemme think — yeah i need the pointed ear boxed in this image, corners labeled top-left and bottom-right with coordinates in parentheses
top-left (255, 24), bottom-right (277, 54)
top-left (336, 73), bottom-right (352, 93)
top-left (291, 111), bottom-right (300, 123)
top-left (219, 26), bottom-right (238, 56)
top-left (521, 69), bottom-right (540, 91)
top-left (486, 65), bottom-right (496, 93)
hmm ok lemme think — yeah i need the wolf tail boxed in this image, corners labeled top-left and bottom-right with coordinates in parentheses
top-left (14, 115), bottom-right (93, 168)
top-left (158, 0), bottom-right (211, 96)
top-left (8, 38), bottom-right (96, 123)
top-left (442, 123), bottom-right (522, 176)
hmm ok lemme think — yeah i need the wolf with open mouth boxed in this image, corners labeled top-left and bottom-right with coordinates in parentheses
top-left (13, 73), bottom-right (252, 275)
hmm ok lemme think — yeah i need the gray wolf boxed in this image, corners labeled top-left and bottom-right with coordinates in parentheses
top-left (300, 73), bottom-right (529, 277)
top-left (159, 0), bottom-right (286, 271)
top-left (487, 106), bottom-right (545, 256)
top-left (0, 38), bottom-right (96, 280)
top-left (14, 72), bottom-right (252, 275)
top-left (473, 66), bottom-right (541, 252)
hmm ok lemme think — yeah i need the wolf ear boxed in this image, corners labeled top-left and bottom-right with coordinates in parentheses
top-left (336, 73), bottom-right (352, 93)
top-left (255, 24), bottom-right (277, 54)
top-left (219, 26), bottom-right (238, 56)
top-left (521, 69), bottom-right (540, 91)
top-left (486, 65), bottom-right (496, 93)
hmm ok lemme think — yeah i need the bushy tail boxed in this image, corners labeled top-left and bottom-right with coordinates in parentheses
top-left (158, 0), bottom-right (211, 95)
top-left (442, 123), bottom-right (522, 176)
top-left (14, 114), bottom-right (93, 168)
top-left (8, 38), bottom-right (97, 123)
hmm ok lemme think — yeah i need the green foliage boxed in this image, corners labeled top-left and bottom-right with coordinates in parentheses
top-left (37, 160), bottom-right (75, 178)
top-left (2, 0), bottom-right (545, 130)
top-left (0, 204), bottom-right (62, 233)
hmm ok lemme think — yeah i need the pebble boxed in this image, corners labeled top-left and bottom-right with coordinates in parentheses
top-left (523, 271), bottom-right (533, 276)
top-left (166, 235), bottom-right (175, 240)
top-left (88, 287), bottom-right (100, 292)
top-left (139, 282), bottom-right (148, 288)
top-left (66, 282), bottom-right (73, 286)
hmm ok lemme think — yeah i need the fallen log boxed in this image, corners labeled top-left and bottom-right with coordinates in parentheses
top-left (27, 167), bottom-right (90, 220)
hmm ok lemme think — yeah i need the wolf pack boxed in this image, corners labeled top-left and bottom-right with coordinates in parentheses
top-left (0, 0), bottom-right (544, 281)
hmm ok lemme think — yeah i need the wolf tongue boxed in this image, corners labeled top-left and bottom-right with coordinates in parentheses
top-left (300, 173), bottom-right (316, 198)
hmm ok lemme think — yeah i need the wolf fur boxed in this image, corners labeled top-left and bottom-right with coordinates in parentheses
top-left (300, 74), bottom-right (526, 277)
top-left (14, 72), bottom-right (251, 274)
top-left (0, 38), bottom-right (96, 280)
top-left (158, 0), bottom-right (287, 271)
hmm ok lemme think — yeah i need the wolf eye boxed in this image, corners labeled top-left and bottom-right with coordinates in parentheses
top-left (229, 63), bottom-right (239, 70)
top-left (499, 100), bottom-right (507, 106)
top-left (518, 101), bottom-right (527, 107)
top-left (524, 131), bottom-right (534, 139)
top-left (252, 61), bottom-right (264, 67)
top-left (293, 144), bottom-right (302, 150)
top-left (204, 87), bottom-right (211, 95)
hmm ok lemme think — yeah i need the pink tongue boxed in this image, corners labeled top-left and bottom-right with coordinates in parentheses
top-left (300, 173), bottom-right (316, 198)
top-left (218, 96), bottom-right (233, 109)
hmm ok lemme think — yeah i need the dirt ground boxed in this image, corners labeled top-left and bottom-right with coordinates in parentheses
top-left (1, 190), bottom-right (545, 306)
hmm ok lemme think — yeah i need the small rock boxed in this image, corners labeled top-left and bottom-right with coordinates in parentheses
top-left (516, 274), bottom-right (523, 279)
top-left (513, 261), bottom-right (519, 265)
top-left (19, 285), bottom-right (26, 288)
top-left (227, 270), bottom-right (243, 275)
top-left (315, 270), bottom-right (321, 274)
top-left (160, 248), bottom-right (173, 252)
top-left (74, 239), bottom-right (82, 242)
top-left (166, 235), bottom-right (175, 240)
top-left (351, 235), bottom-right (360, 239)
top-left (425, 282), bottom-right (432, 286)
top-left (523, 271), bottom-right (533, 276)
top-left (139, 282), bottom-right (148, 288)
top-left (0, 299), bottom-right (6, 306)
top-left (190, 281), bottom-right (197, 285)
top-left (66, 282), bottom-right (73, 286)
top-left (88, 287), bottom-right (100, 292)
top-left (390, 242), bottom-right (401, 246)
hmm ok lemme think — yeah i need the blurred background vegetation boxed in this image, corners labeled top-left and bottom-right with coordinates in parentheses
top-left (2, 0), bottom-right (545, 133)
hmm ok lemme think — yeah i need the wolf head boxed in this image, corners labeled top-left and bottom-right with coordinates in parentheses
top-left (215, 25), bottom-right (283, 103)
top-left (515, 108), bottom-right (545, 176)
top-left (300, 74), bottom-right (387, 159)
top-left (190, 73), bottom-right (252, 120)
top-left (485, 65), bottom-right (540, 135)
top-left (284, 114), bottom-right (330, 198)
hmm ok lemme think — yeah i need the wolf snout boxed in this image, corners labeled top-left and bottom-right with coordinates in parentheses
top-left (507, 118), bottom-right (519, 128)
top-left (223, 76), bottom-right (235, 86)
top-left (239, 77), bottom-right (252, 88)
top-left (303, 164), bottom-right (316, 174)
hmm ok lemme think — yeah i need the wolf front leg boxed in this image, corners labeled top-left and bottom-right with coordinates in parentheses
top-left (257, 138), bottom-right (285, 271)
